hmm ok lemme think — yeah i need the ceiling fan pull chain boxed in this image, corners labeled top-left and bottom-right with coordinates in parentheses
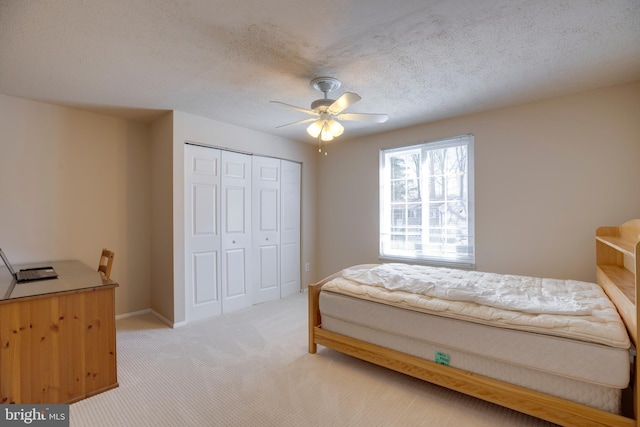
top-left (317, 135), bottom-right (328, 156)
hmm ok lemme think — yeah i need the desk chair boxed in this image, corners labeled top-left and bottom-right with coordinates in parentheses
top-left (98, 248), bottom-right (115, 279)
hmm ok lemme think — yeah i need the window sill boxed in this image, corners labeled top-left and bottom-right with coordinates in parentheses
top-left (378, 255), bottom-right (476, 270)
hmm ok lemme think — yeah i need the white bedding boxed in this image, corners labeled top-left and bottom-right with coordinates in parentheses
top-left (323, 264), bottom-right (630, 348)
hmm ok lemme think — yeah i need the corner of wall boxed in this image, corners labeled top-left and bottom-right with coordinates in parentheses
top-left (150, 112), bottom-right (178, 323)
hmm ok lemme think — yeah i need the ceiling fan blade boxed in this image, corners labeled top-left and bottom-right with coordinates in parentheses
top-left (270, 101), bottom-right (317, 116)
top-left (328, 92), bottom-right (361, 114)
top-left (275, 117), bottom-right (317, 129)
top-left (337, 112), bottom-right (389, 123)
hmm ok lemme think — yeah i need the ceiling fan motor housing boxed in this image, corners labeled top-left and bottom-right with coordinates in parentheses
top-left (310, 77), bottom-right (342, 111)
top-left (311, 98), bottom-right (335, 111)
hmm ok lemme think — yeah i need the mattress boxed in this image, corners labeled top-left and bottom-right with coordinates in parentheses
top-left (327, 263), bottom-right (630, 348)
top-left (319, 289), bottom-right (631, 414)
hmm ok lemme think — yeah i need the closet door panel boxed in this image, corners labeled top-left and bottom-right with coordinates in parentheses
top-left (221, 151), bottom-right (252, 313)
top-left (252, 157), bottom-right (281, 304)
top-left (280, 160), bottom-right (301, 298)
top-left (193, 184), bottom-right (217, 234)
top-left (224, 248), bottom-right (248, 298)
top-left (185, 145), bottom-right (222, 320)
top-left (281, 242), bottom-right (297, 292)
top-left (193, 251), bottom-right (218, 304)
top-left (260, 189), bottom-right (278, 231)
top-left (225, 186), bottom-right (247, 233)
top-left (258, 245), bottom-right (278, 291)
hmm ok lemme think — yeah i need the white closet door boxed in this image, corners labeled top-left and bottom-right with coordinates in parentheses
top-left (252, 156), bottom-right (281, 304)
top-left (185, 144), bottom-right (222, 321)
top-left (221, 151), bottom-right (253, 313)
top-left (280, 160), bottom-right (301, 298)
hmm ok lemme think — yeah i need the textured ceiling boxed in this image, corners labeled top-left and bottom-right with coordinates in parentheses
top-left (1, 0), bottom-right (639, 143)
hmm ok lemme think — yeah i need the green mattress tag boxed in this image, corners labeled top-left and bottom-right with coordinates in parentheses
top-left (435, 351), bottom-right (450, 366)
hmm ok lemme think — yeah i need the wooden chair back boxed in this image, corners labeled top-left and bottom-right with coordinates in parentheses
top-left (98, 248), bottom-right (115, 279)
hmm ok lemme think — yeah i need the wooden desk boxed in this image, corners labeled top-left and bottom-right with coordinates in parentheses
top-left (0, 260), bottom-right (118, 404)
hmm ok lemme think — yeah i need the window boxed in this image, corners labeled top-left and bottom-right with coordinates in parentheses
top-left (380, 135), bottom-right (474, 267)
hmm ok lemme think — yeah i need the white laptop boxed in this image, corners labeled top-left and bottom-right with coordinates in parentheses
top-left (0, 248), bottom-right (58, 282)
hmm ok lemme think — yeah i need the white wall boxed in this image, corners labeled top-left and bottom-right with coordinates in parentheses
top-left (0, 95), bottom-right (152, 315)
top-left (158, 111), bottom-right (318, 324)
top-left (317, 81), bottom-right (640, 282)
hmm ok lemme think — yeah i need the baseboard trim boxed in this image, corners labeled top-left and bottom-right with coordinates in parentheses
top-left (151, 309), bottom-right (187, 328)
top-left (115, 308), bottom-right (151, 320)
top-left (115, 308), bottom-right (186, 328)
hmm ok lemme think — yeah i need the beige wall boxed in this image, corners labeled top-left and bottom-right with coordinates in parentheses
top-left (5, 80), bottom-right (637, 321)
top-left (317, 81), bottom-right (640, 282)
top-left (150, 112), bottom-right (175, 322)
top-left (0, 95), bottom-right (152, 315)
top-left (162, 111), bottom-right (318, 325)
top-left (0, 96), bottom-right (316, 324)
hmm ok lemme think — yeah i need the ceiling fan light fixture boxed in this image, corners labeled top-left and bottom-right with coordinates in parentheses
top-left (307, 120), bottom-right (323, 138)
top-left (308, 118), bottom-right (343, 141)
top-left (320, 128), bottom-right (334, 142)
top-left (320, 122), bottom-right (333, 141)
top-left (327, 119), bottom-right (344, 137)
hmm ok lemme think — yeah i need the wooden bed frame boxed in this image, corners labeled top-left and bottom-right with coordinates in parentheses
top-left (308, 253), bottom-right (640, 427)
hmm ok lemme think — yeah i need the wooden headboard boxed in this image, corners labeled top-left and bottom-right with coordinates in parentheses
top-left (596, 219), bottom-right (640, 347)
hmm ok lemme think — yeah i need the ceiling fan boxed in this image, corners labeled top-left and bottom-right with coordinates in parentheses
top-left (271, 77), bottom-right (388, 143)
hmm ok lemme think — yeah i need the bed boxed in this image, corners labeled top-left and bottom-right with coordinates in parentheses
top-left (308, 262), bottom-right (638, 427)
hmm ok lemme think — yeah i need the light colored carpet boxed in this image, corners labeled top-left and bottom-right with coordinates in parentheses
top-left (70, 292), bottom-right (557, 426)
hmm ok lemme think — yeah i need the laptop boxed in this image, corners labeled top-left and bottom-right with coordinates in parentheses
top-left (0, 248), bottom-right (58, 282)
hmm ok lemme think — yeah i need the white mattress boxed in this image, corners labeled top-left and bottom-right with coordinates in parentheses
top-left (319, 290), bottom-right (630, 413)
top-left (328, 263), bottom-right (630, 348)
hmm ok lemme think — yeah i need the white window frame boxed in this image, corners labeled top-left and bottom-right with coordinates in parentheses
top-left (379, 135), bottom-right (475, 268)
